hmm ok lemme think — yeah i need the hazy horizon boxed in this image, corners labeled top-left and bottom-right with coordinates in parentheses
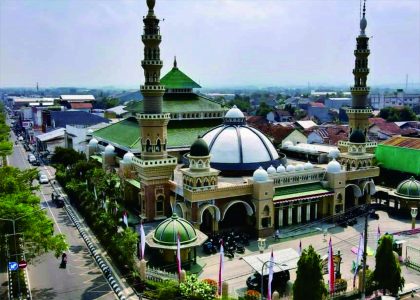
top-left (1, 0), bottom-right (419, 89)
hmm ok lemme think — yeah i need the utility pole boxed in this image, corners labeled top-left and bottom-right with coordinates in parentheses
top-left (360, 207), bottom-right (369, 300)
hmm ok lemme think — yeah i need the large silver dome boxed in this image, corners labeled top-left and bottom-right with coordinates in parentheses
top-left (201, 106), bottom-right (280, 173)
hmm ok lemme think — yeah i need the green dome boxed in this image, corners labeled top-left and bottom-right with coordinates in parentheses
top-left (349, 129), bottom-right (366, 143)
top-left (396, 177), bottom-right (420, 199)
top-left (190, 137), bottom-right (209, 157)
top-left (153, 214), bottom-right (197, 246)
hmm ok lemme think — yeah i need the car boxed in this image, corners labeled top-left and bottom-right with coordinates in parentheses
top-left (52, 192), bottom-right (65, 208)
top-left (246, 270), bottom-right (290, 292)
top-left (32, 159), bottom-right (41, 166)
top-left (28, 154), bottom-right (36, 163)
top-left (18, 136), bottom-right (23, 141)
top-left (38, 173), bottom-right (49, 184)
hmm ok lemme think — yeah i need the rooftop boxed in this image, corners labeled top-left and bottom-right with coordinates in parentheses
top-left (60, 95), bottom-right (95, 101)
top-left (160, 63), bottom-right (201, 89)
top-left (380, 136), bottom-right (420, 150)
top-left (51, 111), bottom-right (110, 128)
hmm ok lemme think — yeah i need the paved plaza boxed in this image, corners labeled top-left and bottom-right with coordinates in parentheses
top-left (196, 210), bottom-right (420, 298)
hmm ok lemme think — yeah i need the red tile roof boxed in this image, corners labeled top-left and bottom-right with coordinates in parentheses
top-left (70, 103), bottom-right (93, 109)
top-left (309, 102), bottom-right (325, 108)
top-left (368, 117), bottom-right (386, 125)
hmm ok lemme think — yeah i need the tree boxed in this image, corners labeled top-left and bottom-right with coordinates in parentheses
top-left (0, 167), bottom-right (68, 262)
top-left (256, 102), bottom-right (271, 117)
top-left (293, 245), bottom-right (327, 300)
top-left (50, 147), bottom-right (86, 168)
top-left (373, 234), bottom-right (405, 296)
top-left (379, 106), bottom-right (417, 122)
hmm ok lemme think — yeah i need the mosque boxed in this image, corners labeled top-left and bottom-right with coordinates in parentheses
top-left (85, 0), bottom-right (380, 238)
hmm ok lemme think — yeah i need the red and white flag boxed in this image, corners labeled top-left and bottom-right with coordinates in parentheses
top-left (298, 240), bottom-right (302, 256)
top-left (328, 238), bottom-right (335, 295)
top-left (218, 240), bottom-right (224, 295)
top-left (267, 250), bottom-right (274, 300)
top-left (122, 211), bottom-right (128, 227)
top-left (176, 232), bottom-right (181, 281)
top-left (140, 222), bottom-right (146, 259)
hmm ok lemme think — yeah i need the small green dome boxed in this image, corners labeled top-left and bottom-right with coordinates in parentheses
top-left (396, 177), bottom-right (420, 199)
top-left (349, 129), bottom-right (366, 143)
top-left (153, 214), bottom-right (197, 246)
top-left (190, 137), bottom-right (209, 157)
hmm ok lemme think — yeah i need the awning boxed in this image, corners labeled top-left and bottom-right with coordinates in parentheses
top-left (36, 128), bottom-right (66, 142)
top-left (273, 183), bottom-right (333, 203)
top-left (243, 248), bottom-right (300, 275)
top-left (90, 155), bottom-right (102, 163)
top-left (126, 179), bottom-right (140, 189)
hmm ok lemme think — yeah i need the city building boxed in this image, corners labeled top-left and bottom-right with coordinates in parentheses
top-left (324, 98), bottom-right (352, 110)
top-left (370, 89), bottom-right (420, 111)
top-left (59, 95), bottom-right (95, 112)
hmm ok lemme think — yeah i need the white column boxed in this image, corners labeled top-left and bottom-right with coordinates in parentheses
top-left (288, 206), bottom-right (293, 225)
top-left (306, 204), bottom-right (311, 221)
top-left (297, 206), bottom-right (302, 223)
top-left (278, 209), bottom-right (283, 227)
top-left (315, 203), bottom-right (318, 220)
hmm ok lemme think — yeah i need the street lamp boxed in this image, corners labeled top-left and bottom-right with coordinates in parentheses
top-left (410, 207), bottom-right (418, 230)
top-left (0, 207), bottom-right (46, 298)
top-left (258, 238), bottom-right (266, 254)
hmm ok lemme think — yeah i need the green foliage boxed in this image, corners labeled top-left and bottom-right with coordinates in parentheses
top-left (293, 245), bottom-right (327, 300)
top-left (365, 269), bottom-right (379, 296)
top-left (157, 280), bottom-right (180, 300)
top-left (373, 234), bottom-right (405, 295)
top-left (0, 167), bottom-right (68, 262)
top-left (334, 278), bottom-right (347, 293)
top-left (379, 106), bottom-right (417, 122)
top-left (180, 274), bottom-right (217, 300)
top-left (50, 147), bottom-right (86, 168)
top-left (230, 95), bottom-right (251, 112)
top-left (256, 102), bottom-right (271, 116)
top-left (110, 228), bottom-right (138, 267)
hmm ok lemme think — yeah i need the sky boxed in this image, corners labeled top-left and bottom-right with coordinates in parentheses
top-left (0, 0), bottom-right (419, 89)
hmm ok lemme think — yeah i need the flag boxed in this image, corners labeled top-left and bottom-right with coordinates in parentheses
top-left (123, 211), bottom-right (128, 227)
top-left (113, 201), bottom-right (118, 216)
top-left (376, 225), bottom-right (381, 251)
top-left (140, 222), bottom-right (146, 260)
top-left (93, 185), bottom-right (98, 200)
top-left (298, 240), bottom-right (302, 256)
top-left (218, 240), bottom-right (224, 295)
top-left (328, 238), bottom-right (335, 295)
top-left (176, 232), bottom-right (182, 281)
top-left (267, 250), bottom-right (274, 300)
top-left (353, 232), bottom-right (364, 287)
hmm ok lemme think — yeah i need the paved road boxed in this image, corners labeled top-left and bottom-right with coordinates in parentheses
top-left (8, 132), bottom-right (115, 300)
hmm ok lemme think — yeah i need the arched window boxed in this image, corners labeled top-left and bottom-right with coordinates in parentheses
top-left (204, 178), bottom-right (209, 186)
top-left (153, 73), bottom-right (157, 82)
top-left (156, 195), bottom-right (164, 216)
top-left (156, 139), bottom-right (161, 152)
top-left (196, 179), bottom-right (202, 187)
top-left (146, 139), bottom-right (152, 152)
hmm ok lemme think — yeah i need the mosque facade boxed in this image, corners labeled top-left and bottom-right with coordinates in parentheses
top-left (86, 0), bottom-right (380, 237)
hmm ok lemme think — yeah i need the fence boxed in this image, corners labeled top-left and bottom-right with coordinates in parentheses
top-left (406, 245), bottom-right (420, 272)
top-left (146, 266), bottom-right (178, 282)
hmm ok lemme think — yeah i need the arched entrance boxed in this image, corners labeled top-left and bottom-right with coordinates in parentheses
top-left (345, 184), bottom-right (362, 210)
top-left (220, 200), bottom-right (254, 232)
top-left (199, 204), bottom-right (221, 234)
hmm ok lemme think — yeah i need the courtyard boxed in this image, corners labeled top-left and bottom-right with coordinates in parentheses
top-left (195, 209), bottom-right (420, 298)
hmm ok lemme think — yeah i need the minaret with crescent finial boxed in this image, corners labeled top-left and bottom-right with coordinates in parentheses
top-left (134, 0), bottom-right (177, 221)
top-left (339, 0), bottom-right (377, 169)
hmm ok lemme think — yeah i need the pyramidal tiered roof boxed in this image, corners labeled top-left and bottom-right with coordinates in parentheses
top-left (160, 58), bottom-right (201, 89)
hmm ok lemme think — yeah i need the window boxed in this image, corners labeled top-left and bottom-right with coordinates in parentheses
top-left (156, 195), bottom-right (164, 216)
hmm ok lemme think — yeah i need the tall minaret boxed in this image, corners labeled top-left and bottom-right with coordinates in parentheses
top-left (135, 0), bottom-right (177, 221)
top-left (339, 0), bottom-right (377, 169)
top-left (137, 0), bottom-right (169, 160)
top-left (347, 0), bottom-right (370, 138)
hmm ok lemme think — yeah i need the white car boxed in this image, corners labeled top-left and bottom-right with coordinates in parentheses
top-left (28, 154), bottom-right (36, 163)
top-left (18, 136), bottom-right (23, 141)
top-left (39, 173), bottom-right (49, 184)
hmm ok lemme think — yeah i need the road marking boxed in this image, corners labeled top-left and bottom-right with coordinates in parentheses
top-left (39, 186), bottom-right (63, 234)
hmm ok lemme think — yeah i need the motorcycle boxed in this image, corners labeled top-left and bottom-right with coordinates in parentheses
top-left (60, 253), bottom-right (67, 268)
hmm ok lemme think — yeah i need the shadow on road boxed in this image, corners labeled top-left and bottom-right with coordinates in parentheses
top-left (31, 287), bottom-right (57, 300)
